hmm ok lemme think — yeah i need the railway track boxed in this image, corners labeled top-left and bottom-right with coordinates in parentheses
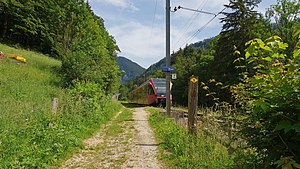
top-left (170, 109), bottom-right (204, 118)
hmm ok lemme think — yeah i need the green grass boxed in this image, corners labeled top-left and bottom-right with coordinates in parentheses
top-left (148, 108), bottom-right (234, 169)
top-left (0, 44), bottom-right (122, 168)
top-left (106, 109), bottom-right (133, 137)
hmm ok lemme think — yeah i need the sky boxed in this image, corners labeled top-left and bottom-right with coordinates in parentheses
top-left (90, 0), bottom-right (277, 68)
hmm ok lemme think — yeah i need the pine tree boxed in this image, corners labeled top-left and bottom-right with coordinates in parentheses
top-left (213, 0), bottom-right (267, 102)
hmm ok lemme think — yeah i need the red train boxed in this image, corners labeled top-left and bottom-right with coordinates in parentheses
top-left (128, 78), bottom-right (172, 106)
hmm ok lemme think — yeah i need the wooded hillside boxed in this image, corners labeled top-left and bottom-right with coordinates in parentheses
top-left (0, 0), bottom-right (120, 93)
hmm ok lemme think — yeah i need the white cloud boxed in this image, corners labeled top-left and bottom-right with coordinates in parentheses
top-left (110, 21), bottom-right (166, 68)
top-left (100, 0), bottom-right (139, 12)
top-left (90, 0), bottom-right (277, 69)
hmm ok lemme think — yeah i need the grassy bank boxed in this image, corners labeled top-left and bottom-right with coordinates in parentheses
top-left (0, 44), bottom-right (122, 168)
top-left (148, 108), bottom-right (233, 169)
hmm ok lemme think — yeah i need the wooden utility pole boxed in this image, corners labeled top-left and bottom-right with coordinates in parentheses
top-left (188, 76), bottom-right (198, 136)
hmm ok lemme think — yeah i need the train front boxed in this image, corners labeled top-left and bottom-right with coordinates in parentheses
top-left (152, 78), bottom-right (172, 107)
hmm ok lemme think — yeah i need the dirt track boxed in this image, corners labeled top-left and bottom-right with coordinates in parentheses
top-left (61, 107), bottom-right (162, 169)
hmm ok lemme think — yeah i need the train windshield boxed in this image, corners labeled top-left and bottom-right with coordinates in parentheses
top-left (153, 78), bottom-right (166, 95)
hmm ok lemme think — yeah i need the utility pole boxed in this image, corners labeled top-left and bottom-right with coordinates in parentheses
top-left (166, 0), bottom-right (171, 116)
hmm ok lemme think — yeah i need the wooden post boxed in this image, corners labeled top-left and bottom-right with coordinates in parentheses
top-left (52, 98), bottom-right (58, 114)
top-left (188, 76), bottom-right (198, 136)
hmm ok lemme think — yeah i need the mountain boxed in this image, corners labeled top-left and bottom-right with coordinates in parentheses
top-left (144, 38), bottom-right (213, 75)
top-left (116, 56), bottom-right (146, 83)
top-left (190, 38), bottom-right (213, 49)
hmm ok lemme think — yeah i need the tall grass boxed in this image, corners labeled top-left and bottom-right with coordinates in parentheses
top-left (148, 108), bottom-right (233, 169)
top-left (0, 44), bottom-right (122, 168)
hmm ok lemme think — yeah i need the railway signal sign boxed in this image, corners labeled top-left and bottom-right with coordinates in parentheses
top-left (171, 74), bottom-right (177, 79)
top-left (162, 66), bottom-right (175, 72)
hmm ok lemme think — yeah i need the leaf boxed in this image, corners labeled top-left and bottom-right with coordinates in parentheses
top-left (291, 161), bottom-right (300, 168)
top-left (262, 57), bottom-right (272, 62)
top-left (278, 42), bottom-right (288, 49)
top-left (275, 121), bottom-right (293, 133)
top-left (294, 29), bottom-right (300, 38)
top-left (260, 44), bottom-right (272, 51)
top-left (272, 53), bottom-right (280, 58)
top-left (282, 163), bottom-right (294, 169)
top-left (292, 123), bottom-right (300, 132)
top-left (293, 49), bottom-right (300, 59)
top-left (234, 50), bottom-right (241, 55)
top-left (245, 39), bottom-right (254, 46)
top-left (245, 52), bottom-right (251, 59)
top-left (266, 36), bottom-right (281, 45)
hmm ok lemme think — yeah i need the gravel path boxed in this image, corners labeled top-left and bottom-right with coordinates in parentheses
top-left (121, 107), bottom-right (162, 169)
top-left (60, 107), bottom-right (162, 169)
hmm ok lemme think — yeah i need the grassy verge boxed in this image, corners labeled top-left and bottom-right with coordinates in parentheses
top-left (148, 108), bottom-right (233, 169)
top-left (0, 44), bottom-right (122, 168)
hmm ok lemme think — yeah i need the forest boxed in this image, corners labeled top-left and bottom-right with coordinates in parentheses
top-left (0, 0), bottom-right (121, 92)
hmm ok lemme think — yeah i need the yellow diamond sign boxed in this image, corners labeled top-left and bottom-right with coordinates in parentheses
top-left (190, 77), bottom-right (198, 83)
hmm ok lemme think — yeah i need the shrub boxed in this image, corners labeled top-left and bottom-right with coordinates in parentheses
top-left (232, 34), bottom-right (300, 167)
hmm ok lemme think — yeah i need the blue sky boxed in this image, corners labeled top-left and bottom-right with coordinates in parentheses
top-left (90, 0), bottom-right (277, 68)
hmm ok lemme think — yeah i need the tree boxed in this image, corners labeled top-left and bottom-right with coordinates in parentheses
top-left (59, 0), bottom-right (120, 93)
top-left (266, 0), bottom-right (300, 57)
top-left (213, 0), bottom-right (268, 102)
top-left (172, 46), bottom-right (198, 105)
top-left (171, 42), bottom-right (216, 106)
top-left (0, 0), bottom-right (121, 94)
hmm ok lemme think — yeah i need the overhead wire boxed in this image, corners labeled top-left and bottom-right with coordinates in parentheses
top-left (148, 0), bottom-right (158, 51)
top-left (172, 0), bottom-right (208, 49)
top-left (178, 7), bottom-right (227, 49)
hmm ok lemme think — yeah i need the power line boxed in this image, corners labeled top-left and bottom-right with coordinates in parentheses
top-left (151, 0), bottom-right (158, 30)
top-left (148, 0), bottom-right (158, 51)
top-left (200, 0), bottom-right (209, 11)
top-left (172, 1), bottom-right (208, 49)
top-left (177, 6), bottom-right (217, 16)
top-left (178, 7), bottom-right (226, 49)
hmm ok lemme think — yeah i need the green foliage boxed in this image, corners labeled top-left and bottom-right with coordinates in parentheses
top-left (0, 44), bottom-right (122, 168)
top-left (266, 0), bottom-right (300, 56)
top-left (0, 0), bottom-right (121, 92)
top-left (58, 1), bottom-right (120, 91)
top-left (232, 34), bottom-right (300, 167)
top-left (149, 109), bottom-right (233, 169)
top-left (212, 0), bottom-right (269, 102)
top-left (172, 43), bottom-right (215, 106)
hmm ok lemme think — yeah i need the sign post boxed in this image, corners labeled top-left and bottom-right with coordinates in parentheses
top-left (188, 76), bottom-right (198, 136)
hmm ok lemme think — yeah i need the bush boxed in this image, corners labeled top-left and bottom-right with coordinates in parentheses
top-left (232, 34), bottom-right (300, 167)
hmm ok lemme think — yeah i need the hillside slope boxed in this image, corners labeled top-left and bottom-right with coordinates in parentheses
top-left (116, 56), bottom-right (146, 82)
top-left (0, 44), bottom-right (121, 168)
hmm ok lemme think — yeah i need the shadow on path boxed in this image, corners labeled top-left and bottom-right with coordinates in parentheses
top-left (121, 102), bottom-right (145, 108)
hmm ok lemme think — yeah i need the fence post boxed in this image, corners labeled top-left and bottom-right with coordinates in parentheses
top-left (53, 97), bottom-right (58, 114)
top-left (188, 76), bottom-right (198, 136)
